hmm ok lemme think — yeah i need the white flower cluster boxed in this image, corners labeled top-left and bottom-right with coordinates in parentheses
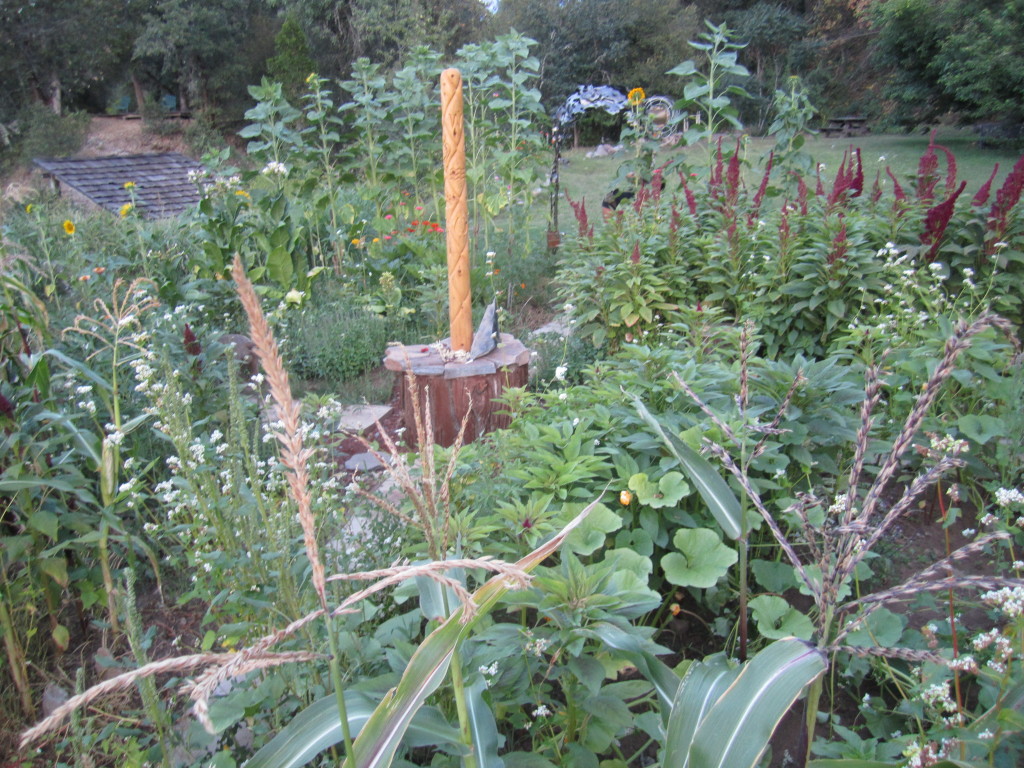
top-left (261, 161), bottom-right (288, 176)
top-left (995, 487), bottom-right (1024, 508)
top-left (982, 586), bottom-right (1024, 618)
top-left (928, 433), bottom-right (969, 456)
top-left (972, 627), bottom-right (1014, 674)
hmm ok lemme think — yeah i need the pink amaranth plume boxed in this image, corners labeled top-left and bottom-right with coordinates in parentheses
top-left (920, 181), bottom-right (967, 262)
top-left (972, 164), bottom-right (1000, 207)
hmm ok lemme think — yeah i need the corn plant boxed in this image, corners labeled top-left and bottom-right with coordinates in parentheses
top-left (637, 312), bottom-right (1024, 765)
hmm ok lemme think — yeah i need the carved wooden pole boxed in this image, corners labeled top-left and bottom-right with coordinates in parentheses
top-left (441, 68), bottom-right (473, 353)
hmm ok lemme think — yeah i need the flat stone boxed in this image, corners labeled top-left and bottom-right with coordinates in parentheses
top-left (345, 452), bottom-right (386, 471)
top-left (444, 359), bottom-right (496, 379)
top-left (385, 335), bottom-right (530, 378)
top-left (338, 404), bottom-right (391, 433)
top-left (532, 316), bottom-right (573, 338)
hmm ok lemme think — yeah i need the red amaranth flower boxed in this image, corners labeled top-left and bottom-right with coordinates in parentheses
top-left (795, 173), bottom-right (808, 214)
top-left (827, 220), bottom-right (848, 265)
top-left (725, 138), bottom-right (742, 207)
top-left (938, 143), bottom-right (957, 195)
top-left (651, 165), bottom-right (666, 202)
top-left (183, 323), bottom-right (201, 356)
top-left (886, 167), bottom-right (906, 201)
top-left (631, 242), bottom-right (641, 264)
top-left (778, 205), bottom-right (791, 250)
top-left (0, 393), bottom-right (14, 420)
top-left (679, 174), bottom-right (697, 216)
top-left (870, 170), bottom-right (883, 203)
top-left (850, 148), bottom-right (864, 197)
top-left (972, 164), bottom-right (999, 207)
top-left (916, 132), bottom-right (941, 202)
top-left (709, 137), bottom-right (724, 201)
top-left (566, 191), bottom-right (592, 239)
top-left (748, 150), bottom-right (774, 226)
top-left (920, 181), bottom-right (966, 262)
top-left (986, 153), bottom-right (1024, 250)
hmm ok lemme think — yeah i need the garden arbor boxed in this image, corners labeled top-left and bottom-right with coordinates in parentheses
top-left (548, 85), bottom-right (677, 244)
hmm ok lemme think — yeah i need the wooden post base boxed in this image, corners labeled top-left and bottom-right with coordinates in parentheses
top-left (383, 334), bottom-right (531, 447)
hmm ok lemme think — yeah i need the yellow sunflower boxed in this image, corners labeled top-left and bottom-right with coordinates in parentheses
top-left (63, 220), bottom-right (76, 235)
top-left (627, 87), bottom-right (646, 107)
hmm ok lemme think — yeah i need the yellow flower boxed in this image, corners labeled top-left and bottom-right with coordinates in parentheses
top-left (619, 489), bottom-right (633, 506)
top-left (24, 204), bottom-right (33, 214)
top-left (627, 87), bottom-right (646, 107)
top-left (119, 203), bottom-right (133, 217)
top-left (306, 72), bottom-right (317, 84)
top-left (123, 181), bottom-right (136, 189)
top-left (63, 220), bottom-right (76, 235)
top-left (235, 190), bottom-right (250, 199)
top-left (372, 237), bottom-right (380, 243)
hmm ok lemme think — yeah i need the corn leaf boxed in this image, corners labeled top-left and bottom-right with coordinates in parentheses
top-left (352, 500), bottom-right (597, 768)
top-left (663, 654), bottom-right (738, 768)
top-left (244, 691), bottom-right (459, 768)
top-left (688, 638), bottom-right (826, 768)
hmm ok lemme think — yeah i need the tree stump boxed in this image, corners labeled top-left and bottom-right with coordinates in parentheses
top-left (383, 334), bottom-right (530, 447)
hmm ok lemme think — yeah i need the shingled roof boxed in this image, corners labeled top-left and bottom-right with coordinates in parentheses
top-left (33, 153), bottom-right (203, 219)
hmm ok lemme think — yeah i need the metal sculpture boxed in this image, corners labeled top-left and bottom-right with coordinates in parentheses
top-left (548, 86), bottom-right (677, 247)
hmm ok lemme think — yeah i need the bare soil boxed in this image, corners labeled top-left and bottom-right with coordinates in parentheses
top-left (78, 115), bottom-right (194, 158)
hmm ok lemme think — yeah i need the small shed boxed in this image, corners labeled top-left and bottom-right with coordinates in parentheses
top-left (32, 153), bottom-right (203, 218)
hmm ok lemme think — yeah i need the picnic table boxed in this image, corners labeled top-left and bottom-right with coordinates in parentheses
top-left (822, 116), bottom-right (869, 138)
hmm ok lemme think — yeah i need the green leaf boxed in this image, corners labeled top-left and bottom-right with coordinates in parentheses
top-left (843, 608), bottom-right (905, 648)
top-left (688, 640), bottom-right (826, 768)
top-left (664, 655), bottom-right (738, 765)
top-left (245, 692), bottom-right (460, 768)
top-left (957, 413), bottom-right (1006, 445)
top-left (352, 501), bottom-right (598, 768)
top-left (628, 472), bottom-right (689, 509)
top-left (808, 761), bottom-right (896, 768)
top-left (51, 623), bottom-right (70, 651)
top-left (630, 395), bottom-right (742, 539)
top-left (267, 245), bottom-right (294, 287)
top-left (748, 595), bottom-right (814, 640)
top-left (564, 502), bottom-right (621, 555)
top-left (28, 510), bottom-right (59, 541)
top-left (662, 529), bottom-right (736, 588)
top-left (466, 678), bottom-right (503, 768)
top-left (37, 557), bottom-right (69, 587)
top-left (503, 754), bottom-right (558, 768)
top-left (750, 560), bottom-right (799, 593)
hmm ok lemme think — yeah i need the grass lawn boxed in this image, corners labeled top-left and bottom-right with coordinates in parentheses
top-left (555, 127), bottom-right (1021, 227)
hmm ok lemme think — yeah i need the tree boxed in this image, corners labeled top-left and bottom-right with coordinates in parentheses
top-left (277, 0), bottom-right (490, 77)
top-left (490, 0), bottom-right (700, 106)
top-left (871, 0), bottom-right (1024, 127)
top-left (267, 16), bottom-right (316, 98)
top-left (724, 2), bottom-right (810, 130)
top-left (0, 0), bottom-right (124, 116)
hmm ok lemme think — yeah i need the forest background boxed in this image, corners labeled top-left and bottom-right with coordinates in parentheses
top-left (2, 0), bottom-right (1024, 163)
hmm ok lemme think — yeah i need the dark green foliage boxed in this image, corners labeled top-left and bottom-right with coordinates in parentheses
top-left (490, 0), bottom-right (701, 104)
top-left (7, 104), bottom-right (90, 163)
top-left (871, 0), bottom-right (1024, 128)
top-left (266, 16), bottom-right (316, 100)
top-left (285, 303), bottom-right (408, 384)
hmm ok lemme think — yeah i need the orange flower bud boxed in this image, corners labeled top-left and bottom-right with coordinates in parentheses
top-left (619, 489), bottom-right (632, 506)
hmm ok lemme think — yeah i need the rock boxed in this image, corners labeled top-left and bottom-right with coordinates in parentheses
top-left (469, 301), bottom-right (499, 360)
top-left (345, 452), bottom-right (386, 472)
top-left (42, 683), bottom-right (69, 716)
top-left (338, 404), bottom-right (391, 433)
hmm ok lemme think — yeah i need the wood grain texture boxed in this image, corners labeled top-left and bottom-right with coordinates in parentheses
top-left (441, 68), bottom-right (473, 352)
